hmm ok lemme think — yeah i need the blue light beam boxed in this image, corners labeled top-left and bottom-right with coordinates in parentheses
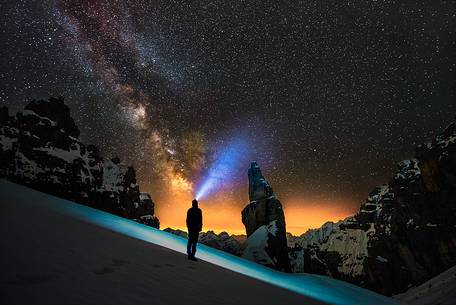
top-left (195, 137), bottom-right (249, 200)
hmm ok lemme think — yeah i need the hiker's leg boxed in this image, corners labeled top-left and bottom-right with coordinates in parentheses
top-left (189, 231), bottom-right (198, 257)
top-left (187, 237), bottom-right (192, 255)
top-left (191, 240), bottom-right (197, 256)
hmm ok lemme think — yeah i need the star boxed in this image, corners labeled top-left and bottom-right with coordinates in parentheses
top-left (1, 0), bottom-right (455, 233)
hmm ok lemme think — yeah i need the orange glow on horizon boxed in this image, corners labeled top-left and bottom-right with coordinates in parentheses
top-left (154, 189), bottom-right (249, 235)
top-left (154, 191), bottom-right (356, 236)
top-left (139, 126), bottom-right (356, 236)
top-left (283, 202), bottom-right (355, 235)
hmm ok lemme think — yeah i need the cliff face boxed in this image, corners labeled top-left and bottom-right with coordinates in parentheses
top-left (135, 193), bottom-right (160, 228)
top-left (292, 118), bottom-right (456, 295)
top-left (0, 97), bottom-right (159, 228)
top-left (241, 162), bottom-right (291, 272)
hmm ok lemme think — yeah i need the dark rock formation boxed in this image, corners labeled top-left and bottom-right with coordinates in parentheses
top-left (164, 228), bottom-right (189, 238)
top-left (292, 118), bottom-right (456, 295)
top-left (241, 162), bottom-right (291, 272)
top-left (164, 228), bottom-right (244, 256)
top-left (0, 97), bottom-right (159, 228)
top-left (134, 193), bottom-right (160, 228)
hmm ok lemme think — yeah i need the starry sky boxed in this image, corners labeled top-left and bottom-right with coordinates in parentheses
top-left (1, 0), bottom-right (455, 234)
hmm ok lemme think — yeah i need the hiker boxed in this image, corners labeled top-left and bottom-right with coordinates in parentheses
top-left (186, 199), bottom-right (202, 261)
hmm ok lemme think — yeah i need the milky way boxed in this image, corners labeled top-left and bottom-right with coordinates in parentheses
top-left (52, 0), bottom-right (208, 201)
top-left (1, 0), bottom-right (455, 233)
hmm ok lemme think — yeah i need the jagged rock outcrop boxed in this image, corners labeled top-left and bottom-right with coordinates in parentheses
top-left (134, 192), bottom-right (160, 228)
top-left (241, 162), bottom-right (291, 272)
top-left (163, 228), bottom-right (244, 256)
top-left (164, 228), bottom-right (191, 238)
top-left (290, 118), bottom-right (456, 295)
top-left (0, 97), bottom-right (159, 228)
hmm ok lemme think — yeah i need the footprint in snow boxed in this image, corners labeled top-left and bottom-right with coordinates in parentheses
top-left (110, 259), bottom-right (129, 267)
top-left (92, 267), bottom-right (114, 275)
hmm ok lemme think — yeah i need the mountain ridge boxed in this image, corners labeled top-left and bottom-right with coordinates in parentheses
top-left (0, 97), bottom-right (159, 228)
top-left (288, 117), bottom-right (456, 295)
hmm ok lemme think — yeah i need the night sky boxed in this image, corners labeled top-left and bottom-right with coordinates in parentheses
top-left (1, 0), bottom-right (455, 233)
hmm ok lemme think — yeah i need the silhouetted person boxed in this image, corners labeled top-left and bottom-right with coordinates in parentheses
top-left (186, 199), bottom-right (202, 261)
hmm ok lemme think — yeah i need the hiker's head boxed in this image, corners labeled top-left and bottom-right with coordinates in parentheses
top-left (192, 199), bottom-right (198, 208)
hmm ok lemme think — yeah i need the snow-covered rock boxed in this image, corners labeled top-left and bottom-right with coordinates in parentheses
top-left (164, 228), bottom-right (244, 256)
top-left (0, 97), bottom-right (159, 228)
top-left (242, 221), bottom-right (278, 265)
top-left (134, 192), bottom-right (160, 228)
top-left (241, 162), bottom-right (291, 272)
top-left (199, 231), bottom-right (244, 256)
top-left (288, 245), bottom-right (305, 273)
top-left (290, 118), bottom-right (456, 296)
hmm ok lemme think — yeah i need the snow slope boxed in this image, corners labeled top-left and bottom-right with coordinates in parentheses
top-left (0, 180), bottom-right (401, 305)
top-left (395, 265), bottom-right (456, 305)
